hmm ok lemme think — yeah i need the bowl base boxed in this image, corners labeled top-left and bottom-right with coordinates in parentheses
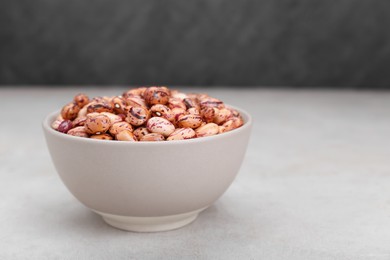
top-left (93, 207), bottom-right (207, 232)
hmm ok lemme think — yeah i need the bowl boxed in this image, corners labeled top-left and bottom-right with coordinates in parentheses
top-left (42, 106), bottom-right (252, 232)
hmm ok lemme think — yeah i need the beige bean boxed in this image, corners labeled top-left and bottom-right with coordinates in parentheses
top-left (77, 105), bottom-right (88, 118)
top-left (86, 101), bottom-right (113, 113)
top-left (213, 108), bottom-right (232, 125)
top-left (195, 123), bottom-right (219, 137)
top-left (219, 117), bottom-right (243, 133)
top-left (187, 107), bottom-right (200, 115)
top-left (123, 87), bottom-right (147, 98)
top-left (183, 98), bottom-right (200, 110)
top-left (199, 97), bottom-right (225, 109)
top-left (116, 130), bottom-right (137, 141)
top-left (126, 106), bottom-right (150, 126)
top-left (150, 104), bottom-right (174, 121)
top-left (84, 114), bottom-right (111, 134)
top-left (201, 107), bottom-right (218, 123)
top-left (61, 102), bottom-right (80, 120)
top-left (144, 86), bottom-right (170, 105)
top-left (167, 128), bottom-right (196, 141)
top-left (170, 90), bottom-right (188, 100)
top-left (111, 96), bottom-right (128, 114)
top-left (109, 122), bottom-right (133, 136)
top-left (90, 133), bottom-right (114, 140)
top-left (125, 95), bottom-right (147, 108)
top-left (73, 93), bottom-right (89, 108)
top-left (177, 114), bottom-right (203, 129)
top-left (146, 117), bottom-right (175, 137)
top-left (73, 116), bottom-right (87, 127)
top-left (101, 112), bottom-right (122, 124)
top-left (133, 127), bottom-right (150, 140)
top-left (67, 126), bottom-right (89, 138)
top-left (168, 97), bottom-right (186, 110)
top-left (140, 133), bottom-right (165, 142)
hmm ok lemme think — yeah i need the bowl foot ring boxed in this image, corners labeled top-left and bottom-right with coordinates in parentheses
top-left (93, 207), bottom-right (207, 232)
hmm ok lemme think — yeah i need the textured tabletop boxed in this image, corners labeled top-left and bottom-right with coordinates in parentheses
top-left (0, 87), bottom-right (389, 260)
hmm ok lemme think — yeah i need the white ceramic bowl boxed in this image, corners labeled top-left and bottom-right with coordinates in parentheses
top-left (42, 106), bottom-right (252, 232)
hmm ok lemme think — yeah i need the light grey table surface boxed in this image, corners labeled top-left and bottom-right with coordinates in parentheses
top-left (0, 87), bottom-right (389, 260)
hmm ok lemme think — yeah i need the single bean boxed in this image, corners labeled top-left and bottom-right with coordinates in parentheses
top-left (150, 104), bottom-right (174, 121)
top-left (195, 123), bottom-right (219, 137)
top-left (116, 130), bottom-right (137, 141)
top-left (146, 117), bottom-right (175, 137)
top-left (67, 126), bottom-right (89, 138)
top-left (61, 102), bottom-right (80, 120)
top-left (109, 122), bottom-right (133, 136)
top-left (167, 128), bottom-right (196, 141)
top-left (144, 86), bottom-right (170, 105)
top-left (177, 114), bottom-right (203, 129)
top-left (133, 127), bottom-right (150, 140)
top-left (126, 106), bottom-right (150, 126)
top-left (90, 133), bottom-right (114, 140)
top-left (101, 112), bottom-right (122, 124)
top-left (140, 133), bottom-right (165, 142)
top-left (84, 114), bottom-right (111, 134)
top-left (73, 93), bottom-right (89, 108)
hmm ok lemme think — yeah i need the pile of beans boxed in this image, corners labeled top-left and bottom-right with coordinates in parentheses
top-left (52, 86), bottom-right (244, 141)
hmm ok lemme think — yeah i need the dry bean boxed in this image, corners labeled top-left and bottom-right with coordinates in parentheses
top-left (123, 87), bottom-right (147, 98)
top-left (84, 114), bottom-right (111, 134)
top-left (133, 127), bottom-right (150, 140)
top-left (146, 117), bottom-right (175, 137)
top-left (144, 86), bottom-right (170, 105)
top-left (126, 106), bottom-right (150, 126)
top-left (57, 120), bottom-right (73, 133)
top-left (201, 107), bottom-right (218, 123)
top-left (213, 108), bottom-right (232, 124)
top-left (73, 116), bottom-right (87, 127)
top-left (86, 101), bottom-right (113, 113)
top-left (111, 96), bottom-right (127, 114)
top-left (167, 97), bottom-right (186, 110)
top-left (67, 126), bottom-right (89, 138)
top-left (101, 112), bottom-right (122, 124)
top-left (61, 102), bottom-right (80, 120)
top-left (195, 123), bottom-right (219, 137)
top-left (109, 122), bottom-right (133, 136)
top-left (199, 97), bottom-right (225, 109)
top-left (140, 133), bottom-right (165, 142)
top-left (150, 104), bottom-right (174, 121)
top-left (90, 133), bottom-right (114, 140)
top-left (177, 114), bottom-right (203, 129)
top-left (116, 130), bottom-right (137, 141)
top-left (73, 93), bottom-right (89, 108)
top-left (167, 128), bottom-right (196, 141)
top-left (125, 95), bottom-right (147, 108)
top-left (187, 107), bottom-right (200, 115)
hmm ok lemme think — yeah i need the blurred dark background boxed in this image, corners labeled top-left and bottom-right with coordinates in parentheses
top-left (1, 0), bottom-right (390, 88)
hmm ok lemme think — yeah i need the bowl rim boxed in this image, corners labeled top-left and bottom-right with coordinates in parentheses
top-left (42, 105), bottom-right (252, 146)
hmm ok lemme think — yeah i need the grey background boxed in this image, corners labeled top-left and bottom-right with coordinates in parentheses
top-left (1, 0), bottom-right (390, 87)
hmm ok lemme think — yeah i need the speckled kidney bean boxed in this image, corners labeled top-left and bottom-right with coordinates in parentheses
top-left (100, 112), bottom-right (122, 124)
top-left (67, 126), bottom-right (89, 137)
top-left (167, 97), bottom-right (186, 110)
top-left (177, 114), bottom-right (203, 129)
top-left (146, 117), bottom-right (175, 137)
top-left (84, 113), bottom-right (111, 134)
top-left (116, 130), bottom-right (137, 141)
top-left (170, 90), bottom-right (188, 100)
top-left (183, 98), bottom-right (200, 110)
top-left (143, 86), bottom-right (170, 105)
top-left (111, 96), bottom-right (128, 114)
top-left (171, 108), bottom-right (187, 125)
top-left (86, 101), bottom-right (113, 113)
top-left (73, 93), bottom-right (89, 108)
top-left (187, 107), bottom-right (200, 115)
top-left (51, 114), bottom-right (64, 130)
top-left (125, 95), bottom-right (147, 108)
top-left (199, 97), bottom-right (225, 109)
top-left (219, 117), bottom-right (243, 133)
top-left (73, 116), bottom-right (87, 127)
top-left (150, 104), bottom-right (174, 122)
top-left (126, 106), bottom-right (150, 126)
top-left (213, 108), bottom-right (232, 125)
top-left (61, 102), bottom-right (80, 120)
top-left (201, 106), bottom-right (218, 123)
top-left (140, 133), bottom-right (165, 141)
top-left (123, 87), bottom-right (147, 98)
top-left (109, 121), bottom-right (133, 136)
top-left (167, 128), bottom-right (196, 141)
top-left (195, 123), bottom-right (219, 137)
top-left (133, 127), bottom-right (150, 140)
top-left (57, 120), bottom-right (73, 133)
top-left (90, 133), bottom-right (114, 140)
